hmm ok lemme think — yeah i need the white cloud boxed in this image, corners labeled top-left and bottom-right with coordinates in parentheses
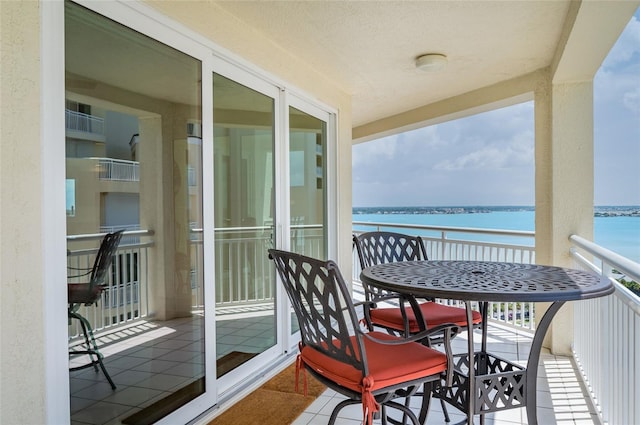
top-left (433, 130), bottom-right (534, 171)
top-left (623, 85), bottom-right (640, 114)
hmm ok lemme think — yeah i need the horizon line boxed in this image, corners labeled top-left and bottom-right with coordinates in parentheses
top-left (352, 204), bottom-right (640, 208)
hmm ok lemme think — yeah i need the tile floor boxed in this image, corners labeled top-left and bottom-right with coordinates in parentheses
top-left (69, 316), bottom-right (206, 425)
top-left (69, 313), bottom-right (600, 425)
top-left (69, 311), bottom-right (276, 425)
top-left (292, 323), bottom-right (601, 425)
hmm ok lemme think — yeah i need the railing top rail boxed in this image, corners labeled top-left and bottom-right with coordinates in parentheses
top-left (570, 234), bottom-right (640, 282)
top-left (65, 109), bottom-right (104, 120)
top-left (90, 157), bottom-right (140, 166)
top-left (213, 226), bottom-right (271, 233)
top-left (353, 221), bottom-right (535, 238)
top-left (68, 241), bottom-right (154, 256)
top-left (67, 229), bottom-right (154, 242)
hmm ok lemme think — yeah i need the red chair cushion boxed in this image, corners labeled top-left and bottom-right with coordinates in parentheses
top-left (300, 331), bottom-right (447, 394)
top-left (371, 301), bottom-right (482, 333)
top-left (68, 283), bottom-right (104, 305)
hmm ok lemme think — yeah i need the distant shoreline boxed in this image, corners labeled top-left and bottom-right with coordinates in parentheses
top-left (353, 205), bottom-right (640, 218)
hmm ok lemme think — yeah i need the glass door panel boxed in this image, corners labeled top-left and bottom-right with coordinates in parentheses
top-left (289, 106), bottom-right (327, 258)
top-left (213, 74), bottom-right (276, 377)
top-left (65, 2), bottom-right (204, 423)
top-left (288, 106), bottom-right (328, 334)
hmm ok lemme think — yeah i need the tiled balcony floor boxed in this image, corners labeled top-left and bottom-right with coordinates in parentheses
top-left (69, 314), bottom-right (600, 425)
top-left (69, 316), bottom-right (206, 425)
top-left (294, 323), bottom-right (601, 425)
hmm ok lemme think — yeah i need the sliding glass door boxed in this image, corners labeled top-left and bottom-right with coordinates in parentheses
top-left (65, 2), bottom-right (206, 423)
top-left (212, 73), bottom-right (277, 383)
top-left (287, 98), bottom-right (331, 339)
top-left (63, 1), bottom-right (334, 421)
top-left (289, 105), bottom-right (328, 259)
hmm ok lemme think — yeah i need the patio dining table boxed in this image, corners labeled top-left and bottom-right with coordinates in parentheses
top-left (360, 260), bottom-right (614, 425)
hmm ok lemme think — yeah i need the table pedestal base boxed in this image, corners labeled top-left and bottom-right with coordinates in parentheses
top-left (435, 352), bottom-right (526, 415)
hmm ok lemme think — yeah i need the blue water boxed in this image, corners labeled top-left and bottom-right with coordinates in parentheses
top-left (352, 206), bottom-right (640, 263)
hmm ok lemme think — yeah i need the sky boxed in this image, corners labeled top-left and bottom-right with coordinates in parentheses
top-left (353, 9), bottom-right (640, 208)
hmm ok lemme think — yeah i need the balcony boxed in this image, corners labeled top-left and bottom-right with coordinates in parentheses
top-left (65, 109), bottom-right (105, 142)
top-left (95, 158), bottom-right (140, 182)
top-left (67, 225), bottom-right (639, 425)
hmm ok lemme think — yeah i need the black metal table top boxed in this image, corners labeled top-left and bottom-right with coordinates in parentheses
top-left (360, 260), bottom-right (614, 303)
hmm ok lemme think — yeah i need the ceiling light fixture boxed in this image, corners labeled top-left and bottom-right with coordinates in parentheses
top-left (415, 53), bottom-right (448, 72)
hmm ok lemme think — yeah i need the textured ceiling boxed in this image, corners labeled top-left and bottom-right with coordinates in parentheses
top-left (67, 1), bottom-right (576, 129)
top-left (214, 1), bottom-right (572, 127)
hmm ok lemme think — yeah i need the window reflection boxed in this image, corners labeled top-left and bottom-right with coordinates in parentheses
top-left (213, 74), bottom-right (277, 377)
top-left (65, 2), bottom-right (204, 423)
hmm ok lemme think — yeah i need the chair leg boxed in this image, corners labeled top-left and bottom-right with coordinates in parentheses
top-left (418, 382), bottom-right (433, 425)
top-left (383, 400), bottom-right (421, 425)
top-left (75, 314), bottom-right (99, 372)
top-left (68, 311), bottom-right (116, 390)
top-left (440, 398), bottom-right (451, 423)
top-left (328, 399), bottom-right (361, 425)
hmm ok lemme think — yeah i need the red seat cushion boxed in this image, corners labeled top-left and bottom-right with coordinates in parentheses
top-left (300, 331), bottom-right (447, 394)
top-left (371, 301), bottom-right (482, 333)
top-left (68, 283), bottom-right (104, 304)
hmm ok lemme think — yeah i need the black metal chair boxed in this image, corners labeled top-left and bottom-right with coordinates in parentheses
top-left (68, 230), bottom-right (123, 390)
top-left (353, 231), bottom-right (482, 341)
top-left (268, 249), bottom-right (458, 425)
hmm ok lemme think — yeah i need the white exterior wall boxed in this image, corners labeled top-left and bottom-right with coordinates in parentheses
top-left (1, 0), bottom-right (43, 421)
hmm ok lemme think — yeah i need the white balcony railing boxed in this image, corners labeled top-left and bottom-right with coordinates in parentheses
top-left (96, 158), bottom-right (140, 182)
top-left (352, 221), bottom-right (537, 330)
top-left (570, 235), bottom-right (640, 425)
top-left (65, 109), bottom-right (105, 135)
top-left (99, 224), bottom-right (141, 245)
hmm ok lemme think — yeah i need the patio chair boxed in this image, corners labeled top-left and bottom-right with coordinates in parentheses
top-left (353, 231), bottom-right (482, 342)
top-left (268, 248), bottom-right (458, 425)
top-left (68, 230), bottom-right (123, 390)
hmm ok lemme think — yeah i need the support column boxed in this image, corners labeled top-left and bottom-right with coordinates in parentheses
top-left (139, 115), bottom-right (175, 320)
top-left (535, 71), bottom-right (595, 355)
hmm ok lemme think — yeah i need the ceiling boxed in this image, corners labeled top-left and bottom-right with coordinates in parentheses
top-left (213, 1), bottom-right (573, 128)
top-left (66, 1), bottom-right (635, 137)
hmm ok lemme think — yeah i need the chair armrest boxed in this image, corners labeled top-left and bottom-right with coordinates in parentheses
top-left (353, 300), bottom-right (377, 332)
top-left (67, 265), bottom-right (93, 279)
top-left (67, 270), bottom-right (93, 278)
top-left (361, 324), bottom-right (459, 346)
top-left (352, 300), bottom-right (377, 309)
top-left (369, 293), bottom-right (404, 304)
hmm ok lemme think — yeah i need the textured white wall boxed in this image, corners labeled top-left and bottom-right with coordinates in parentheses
top-left (0, 2), bottom-right (48, 423)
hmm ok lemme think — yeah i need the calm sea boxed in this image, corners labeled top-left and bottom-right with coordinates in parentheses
top-left (352, 206), bottom-right (640, 263)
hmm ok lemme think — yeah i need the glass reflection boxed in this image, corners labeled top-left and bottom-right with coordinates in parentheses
top-left (213, 74), bottom-right (277, 377)
top-left (65, 2), bottom-right (204, 423)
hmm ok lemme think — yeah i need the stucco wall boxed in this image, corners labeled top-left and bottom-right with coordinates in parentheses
top-left (0, 1), bottom-right (48, 423)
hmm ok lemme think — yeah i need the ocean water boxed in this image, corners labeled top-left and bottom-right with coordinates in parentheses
top-left (352, 206), bottom-right (640, 263)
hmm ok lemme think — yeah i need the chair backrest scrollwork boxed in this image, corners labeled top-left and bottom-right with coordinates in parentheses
top-left (268, 249), bottom-right (368, 374)
top-left (353, 231), bottom-right (427, 299)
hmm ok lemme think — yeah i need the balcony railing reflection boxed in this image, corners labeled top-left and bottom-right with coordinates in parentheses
top-left (65, 109), bottom-right (104, 135)
top-left (95, 158), bottom-right (140, 182)
top-left (67, 226), bottom-right (325, 339)
top-left (67, 230), bottom-right (153, 339)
